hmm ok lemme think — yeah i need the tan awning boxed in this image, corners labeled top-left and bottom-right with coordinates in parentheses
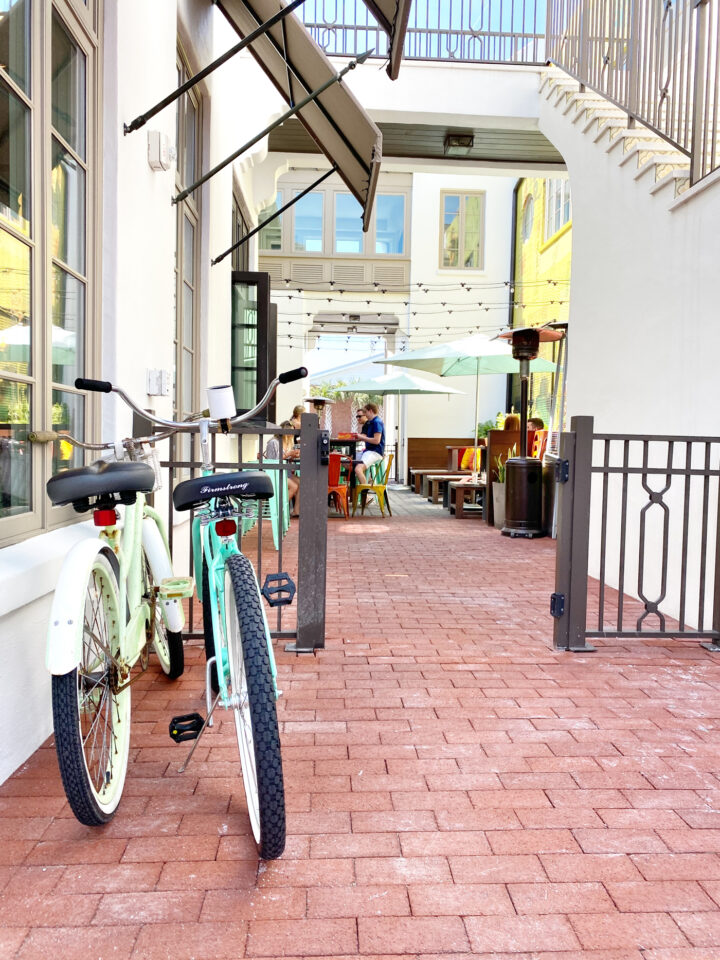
top-left (361, 1), bottom-right (412, 80)
top-left (217, 0), bottom-right (382, 231)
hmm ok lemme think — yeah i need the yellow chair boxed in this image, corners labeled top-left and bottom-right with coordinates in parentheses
top-left (352, 454), bottom-right (394, 517)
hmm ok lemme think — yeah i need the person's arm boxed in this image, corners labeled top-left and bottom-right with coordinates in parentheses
top-left (364, 430), bottom-right (382, 448)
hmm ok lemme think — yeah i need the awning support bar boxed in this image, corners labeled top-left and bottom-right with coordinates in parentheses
top-left (211, 166), bottom-right (337, 266)
top-left (173, 51), bottom-right (370, 205)
top-left (123, 0), bottom-right (307, 135)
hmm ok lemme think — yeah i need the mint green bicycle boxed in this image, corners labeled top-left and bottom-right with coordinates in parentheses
top-left (90, 368), bottom-right (307, 860)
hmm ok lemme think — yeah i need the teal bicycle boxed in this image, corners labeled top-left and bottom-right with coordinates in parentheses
top-left (90, 369), bottom-right (307, 860)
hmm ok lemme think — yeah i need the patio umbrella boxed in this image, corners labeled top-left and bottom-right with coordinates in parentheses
top-left (333, 371), bottom-right (464, 395)
top-left (375, 334), bottom-right (556, 476)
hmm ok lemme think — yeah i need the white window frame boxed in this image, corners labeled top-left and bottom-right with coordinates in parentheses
top-left (544, 178), bottom-right (572, 241)
top-left (256, 182), bottom-right (411, 259)
top-left (0, 0), bottom-right (101, 547)
top-left (174, 48), bottom-right (201, 432)
top-left (438, 191), bottom-right (486, 271)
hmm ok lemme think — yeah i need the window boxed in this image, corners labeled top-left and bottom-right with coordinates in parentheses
top-left (174, 51), bottom-right (201, 466)
top-left (335, 193), bottom-right (363, 253)
top-left (257, 181), bottom-right (410, 259)
top-left (440, 192), bottom-right (485, 269)
top-left (544, 179), bottom-right (571, 240)
top-left (521, 194), bottom-right (534, 242)
top-left (231, 272), bottom-right (276, 422)
top-left (1, 0), bottom-right (98, 543)
top-left (259, 192), bottom-right (282, 251)
top-left (375, 194), bottom-right (404, 254)
top-left (231, 194), bottom-right (250, 272)
top-left (293, 190), bottom-right (323, 252)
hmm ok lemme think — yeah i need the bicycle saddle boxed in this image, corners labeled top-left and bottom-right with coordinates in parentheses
top-left (173, 470), bottom-right (274, 512)
top-left (47, 459), bottom-right (155, 508)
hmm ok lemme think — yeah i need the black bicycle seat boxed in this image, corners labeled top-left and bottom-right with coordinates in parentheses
top-left (173, 470), bottom-right (273, 512)
top-left (47, 460), bottom-right (155, 507)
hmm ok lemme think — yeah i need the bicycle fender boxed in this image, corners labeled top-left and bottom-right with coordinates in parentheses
top-left (46, 538), bottom-right (117, 676)
top-left (142, 518), bottom-right (185, 634)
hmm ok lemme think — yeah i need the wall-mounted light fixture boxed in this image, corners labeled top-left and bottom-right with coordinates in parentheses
top-left (443, 132), bottom-right (474, 156)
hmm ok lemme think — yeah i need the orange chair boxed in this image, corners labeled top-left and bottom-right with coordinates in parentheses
top-left (328, 452), bottom-right (350, 519)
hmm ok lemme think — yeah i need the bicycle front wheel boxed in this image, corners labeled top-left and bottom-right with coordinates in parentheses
top-left (52, 552), bottom-right (131, 825)
top-left (224, 553), bottom-right (285, 859)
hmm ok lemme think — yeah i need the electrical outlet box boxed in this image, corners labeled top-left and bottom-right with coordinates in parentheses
top-left (147, 130), bottom-right (172, 171)
top-left (147, 369), bottom-right (171, 397)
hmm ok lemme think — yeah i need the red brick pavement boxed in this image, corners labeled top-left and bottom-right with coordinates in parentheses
top-left (3, 487), bottom-right (720, 958)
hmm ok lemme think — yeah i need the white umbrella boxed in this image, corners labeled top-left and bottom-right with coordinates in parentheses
top-left (333, 371), bottom-right (465, 395)
top-left (375, 334), bottom-right (556, 476)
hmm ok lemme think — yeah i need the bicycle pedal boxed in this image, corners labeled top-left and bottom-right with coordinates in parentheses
top-left (159, 576), bottom-right (195, 600)
top-left (169, 712), bottom-right (204, 742)
top-left (261, 572), bottom-right (296, 607)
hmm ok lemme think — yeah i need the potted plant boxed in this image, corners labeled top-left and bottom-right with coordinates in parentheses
top-left (492, 444), bottom-right (516, 529)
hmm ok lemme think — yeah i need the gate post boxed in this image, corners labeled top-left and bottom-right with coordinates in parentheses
top-left (553, 415), bottom-right (595, 651)
top-left (289, 413), bottom-right (328, 653)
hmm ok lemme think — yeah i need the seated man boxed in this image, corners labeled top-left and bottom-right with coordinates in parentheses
top-left (355, 402), bottom-right (385, 485)
top-left (528, 416), bottom-right (545, 430)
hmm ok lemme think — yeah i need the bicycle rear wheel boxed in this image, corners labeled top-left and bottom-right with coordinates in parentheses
top-left (52, 552), bottom-right (131, 825)
top-left (223, 553), bottom-right (285, 859)
top-left (143, 551), bottom-right (184, 679)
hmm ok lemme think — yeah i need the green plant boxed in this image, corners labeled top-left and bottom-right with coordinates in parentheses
top-left (310, 381), bottom-right (382, 406)
top-left (494, 443), bottom-right (517, 483)
top-left (476, 419), bottom-right (495, 440)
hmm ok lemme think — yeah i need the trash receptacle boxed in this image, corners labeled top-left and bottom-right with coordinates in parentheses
top-left (502, 456), bottom-right (545, 538)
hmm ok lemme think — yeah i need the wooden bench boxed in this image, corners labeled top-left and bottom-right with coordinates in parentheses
top-left (409, 468), bottom-right (469, 496)
top-left (449, 477), bottom-right (486, 519)
top-left (425, 474), bottom-right (466, 504)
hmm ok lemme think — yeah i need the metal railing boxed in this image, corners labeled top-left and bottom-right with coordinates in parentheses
top-left (547, 0), bottom-right (720, 184)
top-left (300, 0), bottom-right (547, 65)
top-left (553, 416), bottom-right (720, 652)
top-left (159, 414), bottom-right (328, 654)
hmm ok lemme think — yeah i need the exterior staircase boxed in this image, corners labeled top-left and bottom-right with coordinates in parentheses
top-left (540, 68), bottom-right (691, 199)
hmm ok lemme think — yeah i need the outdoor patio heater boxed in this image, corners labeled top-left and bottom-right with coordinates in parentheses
top-left (497, 326), bottom-right (564, 538)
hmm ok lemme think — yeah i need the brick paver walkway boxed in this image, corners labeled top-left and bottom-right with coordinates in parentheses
top-left (3, 488), bottom-right (720, 959)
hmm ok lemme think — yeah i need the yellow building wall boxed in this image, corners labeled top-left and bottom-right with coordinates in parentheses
top-left (510, 178), bottom-right (572, 423)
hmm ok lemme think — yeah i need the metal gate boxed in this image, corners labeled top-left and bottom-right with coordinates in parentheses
top-left (553, 416), bottom-right (720, 652)
top-left (159, 413), bottom-right (328, 654)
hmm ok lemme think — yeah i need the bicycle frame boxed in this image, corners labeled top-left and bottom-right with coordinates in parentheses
top-left (46, 493), bottom-right (184, 677)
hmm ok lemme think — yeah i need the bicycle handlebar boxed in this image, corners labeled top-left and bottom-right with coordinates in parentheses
top-left (278, 367), bottom-right (307, 385)
top-left (74, 378), bottom-right (113, 393)
top-left (73, 367), bottom-right (309, 434)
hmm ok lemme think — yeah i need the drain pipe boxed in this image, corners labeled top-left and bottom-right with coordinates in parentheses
top-left (505, 178), bottom-right (521, 413)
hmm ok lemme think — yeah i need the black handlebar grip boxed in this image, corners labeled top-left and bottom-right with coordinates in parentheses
top-left (278, 367), bottom-right (308, 384)
top-left (75, 377), bottom-right (113, 393)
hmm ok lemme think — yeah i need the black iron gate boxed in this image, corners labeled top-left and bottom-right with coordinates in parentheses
top-left (553, 415), bottom-right (720, 652)
top-left (161, 413), bottom-right (327, 654)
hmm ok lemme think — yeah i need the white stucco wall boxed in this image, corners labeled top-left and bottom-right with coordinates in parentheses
top-left (538, 82), bottom-right (720, 627)
top-left (403, 171), bottom-right (516, 440)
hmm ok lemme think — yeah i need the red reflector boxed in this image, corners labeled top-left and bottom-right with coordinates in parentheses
top-left (215, 519), bottom-right (236, 537)
top-left (94, 509), bottom-right (117, 527)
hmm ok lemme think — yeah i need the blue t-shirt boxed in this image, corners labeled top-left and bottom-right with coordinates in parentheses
top-left (364, 416), bottom-right (385, 456)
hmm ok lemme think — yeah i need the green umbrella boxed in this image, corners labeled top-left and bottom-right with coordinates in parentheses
top-left (375, 334), bottom-right (557, 475)
top-left (334, 371), bottom-right (464, 395)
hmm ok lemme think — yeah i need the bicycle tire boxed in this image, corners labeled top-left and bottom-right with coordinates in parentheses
top-left (51, 552), bottom-right (131, 825)
top-left (143, 551), bottom-right (184, 679)
top-left (224, 553), bottom-right (285, 859)
top-left (201, 558), bottom-right (219, 694)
